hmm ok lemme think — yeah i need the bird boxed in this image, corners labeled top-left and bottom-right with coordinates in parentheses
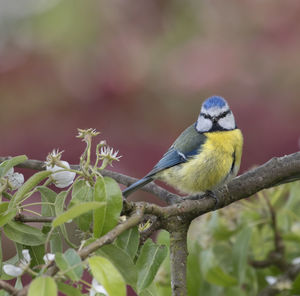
top-left (123, 96), bottom-right (243, 199)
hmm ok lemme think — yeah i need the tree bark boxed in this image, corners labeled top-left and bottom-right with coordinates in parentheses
top-left (169, 220), bottom-right (189, 296)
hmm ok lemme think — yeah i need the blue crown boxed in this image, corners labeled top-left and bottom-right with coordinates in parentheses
top-left (203, 96), bottom-right (226, 110)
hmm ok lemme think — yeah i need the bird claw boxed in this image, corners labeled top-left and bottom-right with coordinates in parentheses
top-left (181, 193), bottom-right (205, 201)
top-left (181, 191), bottom-right (219, 210)
top-left (206, 190), bottom-right (219, 209)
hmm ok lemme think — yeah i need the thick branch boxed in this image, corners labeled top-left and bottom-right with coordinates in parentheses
top-left (138, 152), bottom-right (300, 221)
top-left (168, 220), bottom-right (189, 296)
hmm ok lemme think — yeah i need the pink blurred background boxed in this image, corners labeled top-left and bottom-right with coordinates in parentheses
top-left (1, 0), bottom-right (299, 182)
top-left (1, 0), bottom-right (300, 293)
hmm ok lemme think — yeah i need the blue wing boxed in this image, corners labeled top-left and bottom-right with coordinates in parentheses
top-left (123, 124), bottom-right (206, 197)
top-left (146, 124), bottom-right (206, 177)
top-left (146, 147), bottom-right (198, 177)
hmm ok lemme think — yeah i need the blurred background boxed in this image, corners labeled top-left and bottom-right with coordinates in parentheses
top-left (0, 0), bottom-right (300, 197)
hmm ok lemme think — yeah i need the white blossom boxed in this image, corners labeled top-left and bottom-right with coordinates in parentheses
top-left (3, 249), bottom-right (31, 277)
top-left (43, 253), bottom-right (55, 264)
top-left (90, 278), bottom-right (108, 296)
top-left (21, 249), bottom-right (31, 266)
top-left (5, 168), bottom-right (24, 190)
top-left (265, 276), bottom-right (277, 285)
top-left (99, 146), bottom-right (122, 167)
top-left (46, 160), bottom-right (76, 188)
top-left (3, 264), bottom-right (23, 277)
top-left (292, 257), bottom-right (300, 265)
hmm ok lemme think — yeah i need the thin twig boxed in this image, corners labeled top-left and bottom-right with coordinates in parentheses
top-left (0, 280), bottom-right (18, 295)
top-left (0, 156), bottom-right (180, 204)
top-left (78, 205), bottom-right (145, 259)
top-left (250, 196), bottom-right (289, 271)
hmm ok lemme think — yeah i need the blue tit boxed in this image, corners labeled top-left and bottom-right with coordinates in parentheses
top-left (123, 96), bottom-right (243, 198)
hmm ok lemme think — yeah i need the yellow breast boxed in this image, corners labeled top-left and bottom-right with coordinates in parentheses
top-left (157, 129), bottom-right (243, 194)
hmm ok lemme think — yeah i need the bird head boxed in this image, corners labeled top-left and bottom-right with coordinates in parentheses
top-left (195, 96), bottom-right (236, 132)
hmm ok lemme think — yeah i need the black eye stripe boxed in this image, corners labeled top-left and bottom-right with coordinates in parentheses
top-left (200, 110), bottom-right (231, 120)
top-left (218, 110), bottom-right (231, 119)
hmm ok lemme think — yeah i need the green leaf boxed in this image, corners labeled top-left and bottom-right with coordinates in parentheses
top-left (232, 227), bottom-right (252, 284)
top-left (38, 186), bottom-right (57, 217)
top-left (97, 244), bottom-right (137, 286)
top-left (15, 277), bottom-right (23, 289)
top-left (156, 230), bottom-right (170, 246)
top-left (187, 242), bottom-right (202, 296)
top-left (93, 176), bottom-right (123, 237)
top-left (27, 245), bottom-right (45, 267)
top-left (28, 276), bottom-right (57, 296)
top-left (88, 256), bottom-right (126, 296)
top-left (139, 283), bottom-right (159, 296)
top-left (57, 282), bottom-right (82, 296)
top-left (114, 226), bottom-right (139, 260)
top-left (93, 177), bottom-right (106, 238)
top-left (205, 266), bottom-right (238, 287)
top-left (70, 179), bottom-right (94, 231)
top-left (52, 201), bottom-right (105, 228)
top-left (136, 239), bottom-right (168, 292)
top-left (11, 170), bottom-right (52, 207)
top-left (292, 273), bottom-right (300, 294)
top-left (200, 249), bottom-right (215, 276)
top-left (50, 230), bottom-right (63, 253)
top-left (3, 222), bottom-right (46, 246)
top-left (54, 191), bottom-right (76, 248)
top-left (55, 249), bottom-right (83, 281)
top-left (0, 202), bottom-right (17, 227)
top-left (0, 155), bottom-right (28, 178)
top-left (0, 231), bottom-right (2, 277)
top-left (0, 202), bottom-right (9, 214)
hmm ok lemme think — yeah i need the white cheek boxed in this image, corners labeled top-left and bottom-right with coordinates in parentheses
top-left (196, 117), bottom-right (212, 132)
top-left (218, 113), bottom-right (235, 130)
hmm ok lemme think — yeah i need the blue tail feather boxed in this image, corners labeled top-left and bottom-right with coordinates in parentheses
top-left (122, 177), bottom-right (153, 198)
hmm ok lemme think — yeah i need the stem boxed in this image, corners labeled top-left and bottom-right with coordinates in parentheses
top-left (22, 208), bottom-right (42, 216)
top-left (169, 222), bottom-right (189, 296)
top-left (22, 202), bottom-right (54, 208)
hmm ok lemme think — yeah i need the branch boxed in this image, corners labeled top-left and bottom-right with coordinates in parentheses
top-left (14, 214), bottom-right (54, 223)
top-left (168, 219), bottom-right (189, 296)
top-left (78, 205), bottom-right (145, 259)
top-left (138, 152), bottom-right (300, 221)
top-left (2, 152), bottom-right (300, 208)
top-left (0, 157), bottom-right (180, 204)
top-left (0, 280), bottom-right (18, 295)
top-left (15, 208), bottom-right (145, 296)
top-left (139, 215), bottom-right (162, 245)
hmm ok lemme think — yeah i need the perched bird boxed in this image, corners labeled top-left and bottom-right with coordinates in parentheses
top-left (123, 96), bottom-right (243, 198)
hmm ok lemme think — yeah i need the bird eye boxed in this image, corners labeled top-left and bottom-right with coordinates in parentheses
top-left (200, 113), bottom-right (211, 120)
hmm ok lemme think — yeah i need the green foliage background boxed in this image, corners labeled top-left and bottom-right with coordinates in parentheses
top-left (155, 182), bottom-right (300, 295)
